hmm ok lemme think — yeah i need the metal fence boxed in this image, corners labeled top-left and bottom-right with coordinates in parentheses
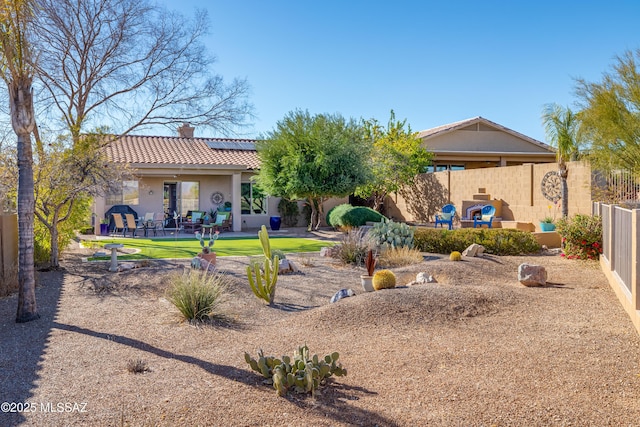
top-left (592, 170), bottom-right (640, 206)
top-left (595, 202), bottom-right (640, 334)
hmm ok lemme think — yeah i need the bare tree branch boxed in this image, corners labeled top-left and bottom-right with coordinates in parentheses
top-left (34, 0), bottom-right (253, 139)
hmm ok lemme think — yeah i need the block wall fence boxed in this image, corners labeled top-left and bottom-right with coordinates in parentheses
top-left (387, 161), bottom-right (593, 230)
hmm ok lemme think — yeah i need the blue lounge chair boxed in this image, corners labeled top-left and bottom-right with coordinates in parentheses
top-left (473, 205), bottom-right (496, 228)
top-left (434, 204), bottom-right (456, 230)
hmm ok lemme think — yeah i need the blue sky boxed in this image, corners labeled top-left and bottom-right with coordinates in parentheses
top-left (161, 0), bottom-right (640, 144)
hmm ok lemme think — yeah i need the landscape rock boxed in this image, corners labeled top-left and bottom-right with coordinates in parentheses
top-left (518, 263), bottom-right (547, 287)
top-left (279, 259), bottom-right (299, 274)
top-left (407, 272), bottom-right (437, 286)
top-left (330, 288), bottom-right (355, 303)
top-left (118, 262), bottom-right (140, 272)
top-left (320, 246), bottom-right (339, 257)
top-left (463, 244), bottom-right (485, 257)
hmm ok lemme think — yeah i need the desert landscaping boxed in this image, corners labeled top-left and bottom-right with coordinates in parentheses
top-left (2, 236), bottom-right (640, 426)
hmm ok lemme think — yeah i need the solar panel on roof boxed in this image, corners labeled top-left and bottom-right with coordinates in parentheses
top-left (205, 140), bottom-right (256, 151)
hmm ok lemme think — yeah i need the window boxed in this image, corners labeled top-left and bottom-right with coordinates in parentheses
top-left (106, 180), bottom-right (139, 205)
top-left (241, 183), bottom-right (266, 214)
top-left (180, 181), bottom-right (199, 215)
top-left (426, 165), bottom-right (465, 173)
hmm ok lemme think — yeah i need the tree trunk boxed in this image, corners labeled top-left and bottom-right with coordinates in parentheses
top-left (315, 198), bottom-right (324, 230)
top-left (49, 222), bottom-right (59, 268)
top-left (559, 164), bottom-right (569, 218)
top-left (372, 192), bottom-right (385, 213)
top-left (307, 197), bottom-right (318, 231)
top-left (11, 79), bottom-right (39, 323)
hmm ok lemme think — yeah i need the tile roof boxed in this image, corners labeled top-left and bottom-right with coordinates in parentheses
top-left (418, 116), bottom-right (553, 151)
top-left (105, 135), bottom-right (260, 170)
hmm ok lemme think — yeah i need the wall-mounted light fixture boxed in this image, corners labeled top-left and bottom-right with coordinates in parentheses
top-left (148, 190), bottom-right (154, 195)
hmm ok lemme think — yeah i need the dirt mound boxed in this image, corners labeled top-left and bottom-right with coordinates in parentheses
top-left (278, 282), bottom-right (518, 333)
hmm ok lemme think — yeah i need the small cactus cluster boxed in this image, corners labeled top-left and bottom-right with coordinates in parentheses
top-left (372, 269), bottom-right (396, 290)
top-left (195, 230), bottom-right (219, 254)
top-left (450, 251), bottom-right (462, 261)
top-left (244, 345), bottom-right (347, 396)
top-left (369, 219), bottom-right (415, 249)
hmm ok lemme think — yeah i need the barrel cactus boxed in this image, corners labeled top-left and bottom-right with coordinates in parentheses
top-left (450, 251), bottom-right (462, 261)
top-left (369, 219), bottom-right (415, 249)
top-left (372, 269), bottom-right (396, 290)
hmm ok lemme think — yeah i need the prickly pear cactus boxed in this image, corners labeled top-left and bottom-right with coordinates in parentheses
top-left (372, 269), bottom-right (396, 290)
top-left (369, 218), bottom-right (415, 249)
top-left (450, 251), bottom-right (462, 261)
top-left (244, 345), bottom-right (347, 397)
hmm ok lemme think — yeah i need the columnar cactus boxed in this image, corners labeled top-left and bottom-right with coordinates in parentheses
top-left (247, 225), bottom-right (279, 305)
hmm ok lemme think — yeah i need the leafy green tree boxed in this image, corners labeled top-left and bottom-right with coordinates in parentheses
top-left (355, 110), bottom-right (432, 212)
top-left (33, 131), bottom-right (127, 267)
top-left (541, 103), bottom-right (583, 218)
top-left (256, 110), bottom-right (372, 230)
top-left (575, 49), bottom-right (640, 173)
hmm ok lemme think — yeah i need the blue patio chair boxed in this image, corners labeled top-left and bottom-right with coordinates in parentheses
top-left (473, 205), bottom-right (496, 228)
top-left (434, 204), bottom-right (456, 230)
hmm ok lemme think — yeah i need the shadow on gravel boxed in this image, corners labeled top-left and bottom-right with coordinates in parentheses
top-left (50, 322), bottom-right (259, 387)
top-left (0, 269), bottom-right (64, 427)
top-left (286, 382), bottom-right (398, 427)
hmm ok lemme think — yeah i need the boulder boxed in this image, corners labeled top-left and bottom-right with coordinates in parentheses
top-left (320, 246), bottom-right (339, 257)
top-left (518, 263), bottom-right (547, 287)
top-left (330, 288), bottom-right (355, 303)
top-left (463, 243), bottom-right (485, 257)
top-left (279, 259), bottom-right (299, 274)
top-left (408, 272), bottom-right (437, 286)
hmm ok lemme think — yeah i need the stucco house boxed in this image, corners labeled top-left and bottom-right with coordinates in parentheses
top-left (94, 118), bottom-right (556, 232)
top-left (94, 123), bottom-right (276, 232)
top-left (419, 116), bottom-right (555, 170)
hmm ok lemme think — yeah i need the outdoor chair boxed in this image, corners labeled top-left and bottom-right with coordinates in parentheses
top-left (434, 204), bottom-right (456, 230)
top-left (221, 212), bottom-right (232, 232)
top-left (473, 205), bottom-right (496, 228)
top-left (211, 212), bottom-right (227, 232)
top-left (153, 212), bottom-right (166, 236)
top-left (111, 213), bottom-right (126, 236)
top-left (124, 213), bottom-right (144, 237)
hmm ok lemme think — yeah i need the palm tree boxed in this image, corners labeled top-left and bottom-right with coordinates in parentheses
top-left (542, 104), bottom-right (582, 218)
top-left (0, 0), bottom-right (40, 322)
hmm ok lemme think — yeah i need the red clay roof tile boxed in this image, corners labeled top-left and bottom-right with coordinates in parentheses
top-left (105, 135), bottom-right (260, 169)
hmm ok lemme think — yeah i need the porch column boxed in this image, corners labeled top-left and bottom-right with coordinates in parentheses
top-left (232, 172), bottom-right (241, 231)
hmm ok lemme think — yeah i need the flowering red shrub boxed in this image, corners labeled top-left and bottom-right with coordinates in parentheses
top-left (555, 214), bottom-right (603, 260)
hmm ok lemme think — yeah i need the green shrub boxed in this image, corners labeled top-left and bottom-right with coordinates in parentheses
top-left (369, 219), bottom-right (414, 249)
top-left (556, 214), bottom-right (602, 260)
top-left (332, 228), bottom-right (373, 266)
top-left (326, 203), bottom-right (351, 227)
top-left (326, 203), bottom-right (385, 228)
top-left (165, 269), bottom-right (231, 322)
top-left (414, 227), bottom-right (541, 255)
top-left (245, 345), bottom-right (346, 396)
top-left (278, 198), bottom-right (300, 227)
top-left (79, 225), bottom-right (94, 235)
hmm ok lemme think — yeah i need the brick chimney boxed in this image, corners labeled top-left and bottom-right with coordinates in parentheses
top-left (177, 122), bottom-right (195, 138)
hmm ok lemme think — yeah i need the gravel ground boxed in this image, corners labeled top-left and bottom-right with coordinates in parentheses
top-left (1, 239), bottom-right (640, 426)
